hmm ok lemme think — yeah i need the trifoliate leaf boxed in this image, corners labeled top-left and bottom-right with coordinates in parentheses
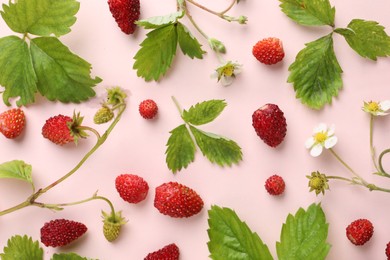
top-left (0, 160), bottom-right (33, 185)
top-left (279, 0), bottom-right (335, 27)
top-left (276, 203), bottom-right (331, 260)
top-left (190, 126), bottom-right (242, 167)
top-left (177, 22), bottom-right (205, 59)
top-left (30, 36), bottom-right (100, 103)
top-left (133, 24), bottom-right (178, 81)
top-left (0, 36), bottom-right (38, 106)
top-left (334, 19), bottom-right (390, 60)
top-left (182, 100), bottom-right (227, 125)
top-left (51, 252), bottom-right (96, 260)
top-left (0, 235), bottom-right (43, 260)
top-left (1, 0), bottom-right (79, 37)
top-left (165, 124), bottom-right (196, 173)
top-left (135, 11), bottom-right (184, 29)
top-left (207, 205), bottom-right (274, 260)
top-left (288, 33), bottom-right (343, 109)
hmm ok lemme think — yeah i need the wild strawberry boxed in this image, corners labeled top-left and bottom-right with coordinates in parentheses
top-left (386, 242), bottom-right (390, 259)
top-left (94, 106), bottom-right (114, 124)
top-left (265, 174), bottom-right (285, 195)
top-left (42, 112), bottom-right (88, 145)
top-left (40, 219), bottom-right (87, 247)
top-left (139, 99), bottom-right (158, 119)
top-left (108, 0), bottom-right (140, 34)
top-left (0, 108), bottom-right (26, 139)
top-left (346, 218), bottom-right (374, 245)
top-left (252, 37), bottom-right (285, 65)
top-left (144, 243), bottom-right (180, 260)
top-left (154, 182), bottom-right (204, 218)
top-left (115, 174), bottom-right (149, 203)
top-left (102, 210), bottom-right (127, 242)
top-left (252, 103), bottom-right (287, 147)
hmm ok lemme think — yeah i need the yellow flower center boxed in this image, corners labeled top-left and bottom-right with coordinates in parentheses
top-left (222, 65), bottom-right (234, 77)
top-left (367, 101), bottom-right (379, 112)
top-left (314, 132), bottom-right (327, 143)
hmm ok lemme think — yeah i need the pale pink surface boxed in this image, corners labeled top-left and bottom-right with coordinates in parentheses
top-left (0, 0), bottom-right (390, 259)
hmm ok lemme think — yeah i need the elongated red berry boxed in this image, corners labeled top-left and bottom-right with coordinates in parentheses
top-left (0, 108), bottom-right (25, 139)
top-left (346, 219), bottom-right (374, 246)
top-left (115, 174), bottom-right (149, 203)
top-left (252, 103), bottom-right (287, 147)
top-left (385, 242), bottom-right (390, 259)
top-left (144, 243), bottom-right (180, 260)
top-left (40, 219), bottom-right (87, 247)
top-left (154, 182), bottom-right (203, 218)
top-left (265, 174), bottom-right (285, 195)
top-left (252, 37), bottom-right (284, 65)
top-left (139, 99), bottom-right (158, 119)
top-left (108, 0), bottom-right (140, 34)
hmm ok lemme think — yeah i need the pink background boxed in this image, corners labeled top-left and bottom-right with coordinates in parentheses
top-left (0, 0), bottom-right (390, 259)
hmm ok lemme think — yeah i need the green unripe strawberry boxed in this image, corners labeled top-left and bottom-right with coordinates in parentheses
top-left (102, 211), bottom-right (127, 242)
top-left (94, 106), bottom-right (114, 124)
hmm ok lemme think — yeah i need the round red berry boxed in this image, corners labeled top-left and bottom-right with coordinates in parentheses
top-left (386, 242), bottom-right (390, 259)
top-left (115, 174), bottom-right (149, 203)
top-left (139, 99), bottom-right (158, 119)
top-left (265, 174), bottom-right (285, 195)
top-left (252, 37), bottom-right (285, 65)
top-left (346, 218), bottom-right (374, 246)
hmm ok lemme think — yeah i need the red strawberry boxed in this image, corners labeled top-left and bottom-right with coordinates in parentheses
top-left (386, 242), bottom-right (390, 259)
top-left (346, 219), bottom-right (374, 246)
top-left (144, 243), bottom-right (180, 260)
top-left (265, 174), bottom-right (285, 195)
top-left (139, 99), bottom-right (158, 119)
top-left (252, 103), bottom-right (287, 147)
top-left (108, 0), bottom-right (140, 34)
top-left (154, 182), bottom-right (203, 218)
top-left (0, 108), bottom-right (26, 139)
top-left (115, 174), bottom-right (149, 203)
top-left (42, 112), bottom-right (87, 145)
top-left (252, 37), bottom-right (285, 65)
top-left (40, 219), bottom-right (87, 247)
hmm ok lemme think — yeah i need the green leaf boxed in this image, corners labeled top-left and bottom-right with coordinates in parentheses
top-left (133, 24), bottom-right (178, 81)
top-left (276, 203), bottom-right (331, 260)
top-left (165, 124), bottom-right (196, 173)
top-left (288, 34), bottom-right (343, 109)
top-left (52, 252), bottom-right (96, 260)
top-left (207, 205), bottom-right (274, 260)
top-left (30, 36), bottom-right (100, 103)
top-left (135, 11), bottom-right (184, 29)
top-left (182, 100), bottom-right (227, 125)
top-left (334, 19), bottom-right (390, 60)
top-left (0, 36), bottom-right (38, 106)
top-left (0, 235), bottom-right (43, 260)
top-left (0, 160), bottom-right (33, 185)
top-left (1, 0), bottom-right (79, 37)
top-left (177, 22), bottom-right (205, 59)
top-left (190, 126), bottom-right (242, 167)
top-left (279, 0), bottom-right (335, 26)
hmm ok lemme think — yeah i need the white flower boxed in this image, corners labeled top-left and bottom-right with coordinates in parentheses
top-left (305, 123), bottom-right (338, 157)
top-left (362, 100), bottom-right (390, 116)
top-left (211, 61), bottom-right (242, 86)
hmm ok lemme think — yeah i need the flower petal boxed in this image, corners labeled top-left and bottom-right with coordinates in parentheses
top-left (221, 76), bottom-right (233, 86)
top-left (327, 124), bottom-right (336, 136)
top-left (310, 144), bottom-right (323, 157)
top-left (305, 137), bottom-right (316, 149)
top-left (324, 136), bottom-right (338, 149)
top-left (314, 123), bottom-right (327, 134)
top-left (379, 100), bottom-right (390, 112)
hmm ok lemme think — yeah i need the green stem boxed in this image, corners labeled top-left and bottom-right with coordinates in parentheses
top-left (378, 149), bottom-right (390, 176)
top-left (327, 175), bottom-right (354, 183)
top-left (186, 0), bottom-right (236, 17)
top-left (369, 115), bottom-right (380, 172)
top-left (185, 8), bottom-right (209, 40)
top-left (171, 96), bottom-right (184, 116)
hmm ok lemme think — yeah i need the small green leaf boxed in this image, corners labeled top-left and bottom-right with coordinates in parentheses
top-left (135, 10), bottom-right (184, 29)
top-left (1, 0), bottom-right (79, 37)
top-left (279, 0), bottom-right (335, 26)
top-left (0, 235), bottom-right (43, 260)
top-left (133, 24), bottom-right (178, 81)
top-left (30, 36), bottom-right (100, 103)
top-left (0, 36), bottom-right (38, 106)
top-left (165, 124), bottom-right (196, 173)
top-left (276, 203), bottom-right (331, 260)
top-left (207, 205), bottom-right (274, 260)
top-left (334, 19), bottom-right (390, 60)
top-left (52, 252), bottom-right (96, 260)
top-left (177, 22), bottom-right (205, 59)
top-left (0, 160), bottom-right (33, 185)
top-left (182, 100), bottom-right (227, 125)
top-left (288, 33), bottom-right (343, 109)
top-left (190, 126), bottom-right (242, 167)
